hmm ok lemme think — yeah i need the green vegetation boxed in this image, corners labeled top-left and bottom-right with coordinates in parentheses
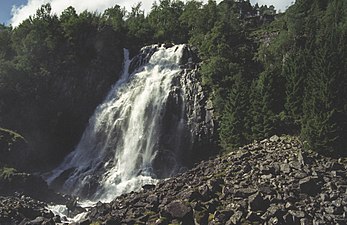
top-left (0, 0), bottom-right (346, 171)
top-left (0, 167), bottom-right (17, 181)
top-left (89, 222), bottom-right (101, 225)
top-left (0, 128), bottom-right (26, 143)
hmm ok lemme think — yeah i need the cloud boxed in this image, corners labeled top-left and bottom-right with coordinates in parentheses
top-left (10, 0), bottom-right (161, 27)
top-left (10, 0), bottom-right (293, 27)
top-left (250, 0), bottom-right (294, 12)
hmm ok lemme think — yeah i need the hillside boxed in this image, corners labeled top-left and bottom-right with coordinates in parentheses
top-left (82, 135), bottom-right (347, 225)
top-left (1, 135), bottom-right (346, 224)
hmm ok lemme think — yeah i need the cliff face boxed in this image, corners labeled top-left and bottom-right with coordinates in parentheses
top-left (153, 45), bottom-right (218, 177)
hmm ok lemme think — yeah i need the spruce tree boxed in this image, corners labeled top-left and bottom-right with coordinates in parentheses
top-left (250, 68), bottom-right (277, 140)
top-left (283, 49), bottom-right (307, 132)
top-left (301, 46), bottom-right (344, 154)
top-left (301, 0), bottom-right (347, 155)
top-left (219, 75), bottom-right (250, 150)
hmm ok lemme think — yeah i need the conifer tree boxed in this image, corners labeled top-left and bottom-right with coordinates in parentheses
top-left (219, 74), bottom-right (250, 149)
top-left (283, 49), bottom-right (307, 131)
top-left (301, 0), bottom-right (347, 155)
top-left (250, 68), bottom-right (277, 140)
top-left (301, 48), bottom-right (339, 154)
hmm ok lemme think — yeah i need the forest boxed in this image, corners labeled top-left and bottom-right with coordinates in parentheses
top-left (0, 0), bottom-right (346, 172)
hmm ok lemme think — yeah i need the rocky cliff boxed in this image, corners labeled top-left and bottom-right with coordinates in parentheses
top-left (153, 45), bottom-right (218, 175)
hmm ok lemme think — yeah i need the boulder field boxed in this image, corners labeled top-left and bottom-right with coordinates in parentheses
top-left (1, 135), bottom-right (347, 225)
top-left (85, 135), bottom-right (347, 225)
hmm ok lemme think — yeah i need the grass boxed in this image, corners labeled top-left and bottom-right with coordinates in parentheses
top-left (0, 127), bottom-right (27, 143)
top-left (0, 167), bottom-right (17, 180)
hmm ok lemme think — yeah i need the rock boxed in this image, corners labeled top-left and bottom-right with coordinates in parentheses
top-left (279, 163), bottom-right (290, 174)
top-left (29, 216), bottom-right (45, 224)
top-left (270, 135), bottom-right (280, 142)
top-left (288, 210), bottom-right (305, 218)
top-left (79, 219), bottom-right (91, 225)
top-left (213, 210), bottom-right (232, 223)
top-left (19, 219), bottom-right (30, 225)
top-left (142, 184), bottom-right (156, 190)
top-left (146, 194), bottom-right (159, 205)
top-left (324, 206), bottom-right (335, 214)
top-left (235, 187), bottom-right (257, 197)
top-left (248, 192), bottom-right (269, 211)
top-left (227, 211), bottom-right (243, 225)
top-left (179, 190), bottom-right (202, 202)
top-left (104, 218), bottom-right (121, 225)
top-left (258, 185), bottom-right (275, 195)
top-left (199, 185), bottom-right (212, 201)
top-left (76, 135), bottom-right (347, 225)
top-left (164, 200), bottom-right (193, 221)
top-left (52, 216), bottom-right (61, 223)
top-left (299, 177), bottom-right (321, 196)
top-left (246, 211), bottom-right (261, 222)
top-left (297, 150), bottom-right (305, 166)
top-left (207, 178), bottom-right (223, 193)
top-left (193, 209), bottom-right (209, 225)
top-left (235, 150), bottom-right (251, 160)
top-left (268, 217), bottom-right (279, 225)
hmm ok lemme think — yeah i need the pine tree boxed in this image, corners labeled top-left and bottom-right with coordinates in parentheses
top-left (249, 80), bottom-right (263, 140)
top-left (301, 0), bottom-right (347, 155)
top-left (283, 49), bottom-right (307, 132)
top-left (219, 75), bottom-right (250, 150)
top-left (301, 46), bottom-right (343, 154)
top-left (250, 68), bottom-right (277, 140)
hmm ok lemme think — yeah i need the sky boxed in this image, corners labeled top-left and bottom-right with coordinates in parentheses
top-left (0, 0), bottom-right (294, 27)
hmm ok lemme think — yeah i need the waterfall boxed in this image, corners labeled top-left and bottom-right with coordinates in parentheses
top-left (47, 44), bottom-right (191, 202)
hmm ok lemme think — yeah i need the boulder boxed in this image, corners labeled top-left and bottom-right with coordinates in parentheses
top-left (248, 192), bottom-right (270, 211)
top-left (299, 177), bottom-right (321, 196)
top-left (164, 200), bottom-right (193, 223)
top-left (227, 211), bottom-right (243, 225)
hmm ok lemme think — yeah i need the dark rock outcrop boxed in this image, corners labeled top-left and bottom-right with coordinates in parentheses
top-left (0, 128), bottom-right (29, 170)
top-left (0, 168), bottom-right (67, 205)
top-left (83, 135), bottom-right (347, 225)
top-left (154, 44), bottom-right (217, 176)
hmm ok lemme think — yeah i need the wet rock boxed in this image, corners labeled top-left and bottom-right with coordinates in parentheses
top-left (142, 184), bottom-right (156, 191)
top-left (52, 216), bottom-right (61, 223)
top-left (29, 216), bottom-right (45, 224)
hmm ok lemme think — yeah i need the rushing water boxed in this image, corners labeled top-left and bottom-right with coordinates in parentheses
top-left (47, 44), bottom-right (189, 203)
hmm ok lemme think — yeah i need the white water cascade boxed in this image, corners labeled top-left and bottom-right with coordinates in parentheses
top-left (47, 44), bottom-right (190, 203)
